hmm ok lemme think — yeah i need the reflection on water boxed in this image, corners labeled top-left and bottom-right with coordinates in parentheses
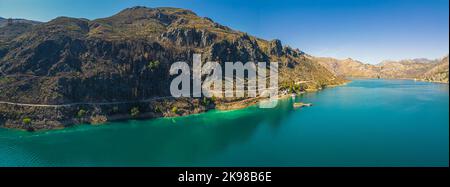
top-left (0, 98), bottom-right (296, 166)
top-left (0, 79), bottom-right (448, 166)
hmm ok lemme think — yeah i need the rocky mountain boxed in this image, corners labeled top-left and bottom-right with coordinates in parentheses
top-left (317, 55), bottom-right (449, 83)
top-left (0, 17), bottom-right (41, 28)
top-left (420, 56), bottom-right (449, 83)
top-left (0, 17), bottom-right (41, 53)
top-left (314, 57), bottom-right (380, 77)
top-left (0, 6), bottom-right (344, 130)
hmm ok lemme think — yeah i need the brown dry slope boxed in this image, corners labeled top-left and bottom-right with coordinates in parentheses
top-left (316, 55), bottom-right (449, 83)
top-left (314, 57), bottom-right (380, 78)
top-left (420, 56), bottom-right (449, 83)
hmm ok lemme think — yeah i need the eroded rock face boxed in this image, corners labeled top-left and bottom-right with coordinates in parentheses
top-left (161, 28), bottom-right (217, 47)
top-left (268, 39), bottom-right (283, 57)
top-left (283, 46), bottom-right (303, 58)
top-left (207, 36), bottom-right (269, 63)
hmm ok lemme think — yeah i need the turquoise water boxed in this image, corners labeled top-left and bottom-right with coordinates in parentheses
top-left (0, 79), bottom-right (448, 166)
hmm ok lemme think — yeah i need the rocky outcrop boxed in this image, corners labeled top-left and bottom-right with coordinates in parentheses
top-left (161, 28), bottom-right (217, 47)
top-left (207, 35), bottom-right (269, 63)
top-left (268, 39), bottom-right (283, 57)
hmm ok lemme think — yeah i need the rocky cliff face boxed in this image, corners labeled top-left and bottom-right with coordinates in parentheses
top-left (0, 6), bottom-right (345, 130)
top-left (316, 56), bottom-right (449, 83)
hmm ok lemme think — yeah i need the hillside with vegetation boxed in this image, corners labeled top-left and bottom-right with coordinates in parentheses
top-left (0, 17), bottom-right (41, 28)
top-left (0, 6), bottom-right (345, 130)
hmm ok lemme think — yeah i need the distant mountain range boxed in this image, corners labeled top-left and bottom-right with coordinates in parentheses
top-left (0, 17), bottom-right (41, 28)
top-left (316, 55), bottom-right (449, 83)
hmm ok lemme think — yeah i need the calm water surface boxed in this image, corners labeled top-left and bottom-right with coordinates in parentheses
top-left (0, 79), bottom-right (448, 166)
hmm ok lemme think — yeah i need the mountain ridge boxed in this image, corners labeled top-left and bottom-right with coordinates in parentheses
top-left (0, 17), bottom-right (41, 28)
top-left (316, 55), bottom-right (449, 83)
top-left (0, 6), bottom-right (345, 130)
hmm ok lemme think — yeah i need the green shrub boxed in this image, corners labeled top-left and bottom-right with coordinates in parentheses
top-left (148, 60), bottom-right (160, 71)
top-left (0, 77), bottom-right (12, 84)
top-left (77, 109), bottom-right (86, 118)
top-left (202, 97), bottom-right (210, 106)
top-left (154, 106), bottom-right (162, 113)
top-left (131, 107), bottom-right (140, 118)
top-left (288, 83), bottom-right (307, 94)
top-left (171, 107), bottom-right (178, 114)
top-left (22, 117), bottom-right (31, 125)
top-left (112, 106), bottom-right (119, 113)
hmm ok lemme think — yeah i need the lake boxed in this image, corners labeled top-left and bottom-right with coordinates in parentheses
top-left (0, 79), bottom-right (448, 166)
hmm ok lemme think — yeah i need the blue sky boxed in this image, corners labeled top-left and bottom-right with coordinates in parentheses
top-left (0, 0), bottom-right (448, 64)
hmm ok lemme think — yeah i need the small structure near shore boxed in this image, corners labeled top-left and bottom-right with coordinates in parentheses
top-left (293, 102), bottom-right (313, 108)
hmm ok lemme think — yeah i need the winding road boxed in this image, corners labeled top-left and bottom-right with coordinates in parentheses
top-left (0, 96), bottom-right (174, 108)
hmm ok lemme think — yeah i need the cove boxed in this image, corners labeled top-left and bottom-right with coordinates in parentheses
top-left (0, 79), bottom-right (448, 166)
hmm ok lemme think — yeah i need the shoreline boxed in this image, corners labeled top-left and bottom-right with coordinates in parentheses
top-left (344, 76), bottom-right (449, 84)
top-left (0, 81), bottom-right (350, 131)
